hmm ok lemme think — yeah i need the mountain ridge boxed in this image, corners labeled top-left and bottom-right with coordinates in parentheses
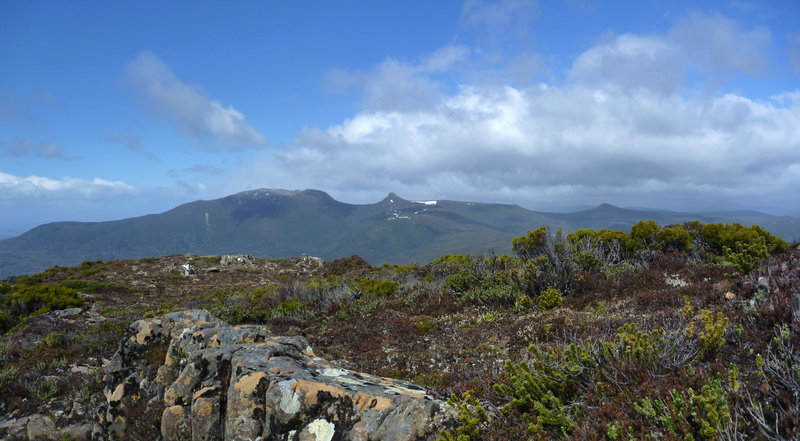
top-left (2, 188), bottom-right (799, 278)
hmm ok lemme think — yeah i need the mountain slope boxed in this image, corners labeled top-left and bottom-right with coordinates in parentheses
top-left (1, 188), bottom-right (799, 277)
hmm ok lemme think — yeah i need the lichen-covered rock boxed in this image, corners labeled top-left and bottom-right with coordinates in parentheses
top-left (100, 310), bottom-right (454, 441)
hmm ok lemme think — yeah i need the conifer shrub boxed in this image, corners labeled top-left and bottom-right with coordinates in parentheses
top-left (634, 373), bottom-right (730, 441)
top-left (437, 391), bottom-right (489, 441)
top-left (697, 310), bottom-right (728, 357)
top-left (538, 288), bottom-right (562, 311)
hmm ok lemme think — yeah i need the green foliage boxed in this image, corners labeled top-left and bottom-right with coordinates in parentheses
top-left (42, 331), bottom-right (65, 348)
top-left (0, 365), bottom-right (19, 394)
top-left (495, 343), bottom-right (595, 438)
top-left (460, 283), bottom-right (518, 306)
top-left (269, 297), bottom-right (313, 319)
top-left (514, 226), bottom-right (578, 295)
top-left (635, 373), bottom-right (730, 441)
top-left (411, 316), bottom-right (438, 334)
top-left (512, 226), bottom-right (549, 261)
top-left (656, 225), bottom-right (694, 253)
top-left (432, 254), bottom-right (474, 268)
top-left (351, 277), bottom-right (398, 298)
top-left (538, 287), bottom-right (562, 311)
top-left (701, 222), bottom-right (787, 256)
top-left (723, 237), bottom-right (768, 275)
top-left (630, 220), bottom-right (659, 249)
top-left (35, 377), bottom-right (60, 401)
top-left (444, 271), bottom-right (480, 293)
top-left (437, 391), bottom-right (489, 441)
top-left (697, 309), bottom-right (728, 357)
top-left (613, 323), bottom-right (666, 364)
top-left (567, 228), bottom-right (629, 272)
top-left (11, 284), bottom-right (83, 314)
top-left (306, 275), bottom-right (343, 293)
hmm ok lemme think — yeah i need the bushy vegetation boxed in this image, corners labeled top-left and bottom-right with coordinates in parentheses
top-left (0, 220), bottom-right (796, 439)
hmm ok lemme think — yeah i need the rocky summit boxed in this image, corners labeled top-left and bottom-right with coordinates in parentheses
top-left (101, 310), bottom-right (454, 441)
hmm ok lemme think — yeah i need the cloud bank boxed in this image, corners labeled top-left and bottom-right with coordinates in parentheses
top-left (125, 51), bottom-right (267, 149)
top-left (240, 10), bottom-right (800, 214)
top-left (0, 172), bottom-right (136, 199)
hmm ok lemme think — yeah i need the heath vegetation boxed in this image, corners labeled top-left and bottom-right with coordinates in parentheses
top-left (0, 221), bottom-right (797, 440)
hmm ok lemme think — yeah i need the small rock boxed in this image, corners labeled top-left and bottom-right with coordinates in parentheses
top-left (179, 264), bottom-right (196, 276)
top-left (0, 417), bottom-right (28, 439)
top-left (26, 414), bottom-right (55, 440)
top-left (724, 291), bottom-right (736, 301)
top-left (757, 277), bottom-right (769, 292)
top-left (60, 423), bottom-right (93, 441)
top-left (220, 254), bottom-right (255, 266)
top-left (52, 307), bottom-right (83, 318)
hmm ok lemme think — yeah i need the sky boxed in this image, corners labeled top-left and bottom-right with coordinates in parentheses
top-left (1, 0), bottom-right (800, 239)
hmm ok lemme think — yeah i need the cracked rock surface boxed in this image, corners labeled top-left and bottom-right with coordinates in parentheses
top-left (100, 310), bottom-right (454, 441)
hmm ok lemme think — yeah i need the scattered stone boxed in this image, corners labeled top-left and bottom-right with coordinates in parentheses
top-left (60, 422), bottom-right (93, 441)
top-left (220, 254), bottom-right (255, 266)
top-left (724, 291), bottom-right (736, 301)
top-left (297, 254), bottom-right (324, 274)
top-left (26, 414), bottom-right (56, 440)
top-left (101, 310), bottom-right (454, 441)
top-left (757, 276), bottom-right (769, 292)
top-left (52, 307), bottom-right (83, 318)
top-left (0, 417), bottom-right (28, 439)
top-left (179, 264), bottom-right (196, 276)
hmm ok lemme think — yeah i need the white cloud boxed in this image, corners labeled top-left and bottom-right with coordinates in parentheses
top-left (234, 11), bottom-right (799, 215)
top-left (325, 45), bottom-right (471, 112)
top-left (125, 51), bottom-right (267, 149)
top-left (0, 172), bottom-right (136, 199)
top-left (570, 12), bottom-right (770, 95)
top-left (239, 81), bottom-right (800, 214)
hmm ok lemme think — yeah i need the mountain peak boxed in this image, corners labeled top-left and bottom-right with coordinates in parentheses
top-left (381, 192), bottom-right (406, 203)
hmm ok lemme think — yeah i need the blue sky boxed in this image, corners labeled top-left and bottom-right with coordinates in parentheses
top-left (1, 0), bottom-right (799, 238)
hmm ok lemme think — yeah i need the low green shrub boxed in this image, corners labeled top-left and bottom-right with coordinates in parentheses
top-left (437, 391), bottom-right (489, 441)
top-left (11, 284), bottom-right (83, 314)
top-left (697, 310), bottom-right (728, 357)
top-left (634, 373), bottom-right (730, 441)
top-left (538, 288), bottom-right (562, 311)
top-left (352, 277), bottom-right (398, 298)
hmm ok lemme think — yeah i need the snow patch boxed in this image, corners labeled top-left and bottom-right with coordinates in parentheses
top-left (414, 200), bottom-right (437, 205)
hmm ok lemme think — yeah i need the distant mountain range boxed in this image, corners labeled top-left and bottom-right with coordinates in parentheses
top-left (2, 188), bottom-right (799, 278)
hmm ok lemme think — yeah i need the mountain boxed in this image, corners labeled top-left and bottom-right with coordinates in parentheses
top-left (1, 188), bottom-right (799, 278)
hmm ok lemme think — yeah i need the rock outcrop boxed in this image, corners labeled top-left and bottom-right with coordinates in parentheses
top-left (100, 310), bottom-right (454, 440)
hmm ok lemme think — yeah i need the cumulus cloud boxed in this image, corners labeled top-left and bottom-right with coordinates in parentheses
top-left (570, 12), bottom-right (770, 94)
top-left (235, 10), bottom-right (798, 215)
top-left (0, 138), bottom-right (70, 160)
top-left (257, 84), bottom-right (799, 211)
top-left (325, 45), bottom-right (471, 112)
top-left (0, 172), bottom-right (136, 199)
top-left (125, 51), bottom-right (267, 149)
